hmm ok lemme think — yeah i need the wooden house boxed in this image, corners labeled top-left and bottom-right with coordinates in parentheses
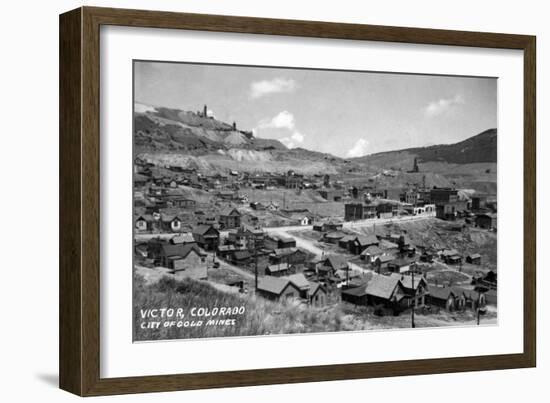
top-left (135, 215), bottom-right (154, 233)
top-left (364, 275), bottom-right (407, 311)
top-left (217, 244), bottom-right (237, 259)
top-left (269, 248), bottom-right (307, 266)
top-left (387, 257), bottom-right (417, 274)
top-left (265, 264), bottom-right (291, 277)
top-left (452, 287), bottom-right (486, 310)
top-left (170, 232), bottom-right (196, 245)
top-left (308, 282), bottom-right (328, 306)
top-left (391, 273), bottom-right (428, 307)
top-left (286, 273), bottom-right (310, 298)
top-left (256, 276), bottom-right (302, 301)
top-left (373, 255), bottom-right (394, 273)
top-left (169, 247), bottom-right (208, 280)
top-left (231, 250), bottom-right (253, 265)
top-left (192, 225), bottom-right (220, 251)
top-left (427, 286), bottom-right (457, 311)
top-left (440, 249), bottom-right (462, 265)
top-left (160, 214), bottom-right (182, 232)
top-left (218, 208), bottom-right (242, 230)
top-left (475, 213), bottom-right (497, 230)
top-left (264, 234), bottom-right (296, 250)
top-left (322, 231), bottom-right (346, 244)
top-left (338, 235), bottom-right (356, 250)
top-left (318, 255), bottom-right (349, 277)
top-left (466, 253), bottom-right (482, 265)
top-left (341, 284), bottom-right (369, 306)
top-left (171, 198), bottom-right (196, 209)
top-left (360, 245), bottom-right (385, 263)
top-left (289, 214), bottom-right (312, 226)
top-left (158, 243), bottom-right (203, 268)
top-left (349, 235), bottom-right (379, 255)
top-left (323, 221), bottom-right (344, 232)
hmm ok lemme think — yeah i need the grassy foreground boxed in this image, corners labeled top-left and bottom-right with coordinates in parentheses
top-left (133, 274), bottom-right (346, 341)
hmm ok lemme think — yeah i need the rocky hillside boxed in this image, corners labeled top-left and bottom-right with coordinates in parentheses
top-left (134, 104), bottom-right (288, 153)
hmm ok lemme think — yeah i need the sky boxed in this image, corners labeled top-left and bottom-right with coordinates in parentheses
top-left (134, 61), bottom-right (497, 158)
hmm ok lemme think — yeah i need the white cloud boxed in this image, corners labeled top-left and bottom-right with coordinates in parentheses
top-left (424, 94), bottom-right (465, 117)
top-left (250, 78), bottom-right (296, 99)
top-left (134, 103), bottom-right (156, 113)
top-left (257, 111), bottom-right (295, 130)
top-left (346, 138), bottom-right (369, 158)
top-left (255, 111), bottom-right (305, 149)
top-left (280, 131), bottom-right (305, 149)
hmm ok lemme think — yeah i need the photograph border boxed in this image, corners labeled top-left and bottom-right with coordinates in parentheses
top-left (59, 6), bottom-right (536, 396)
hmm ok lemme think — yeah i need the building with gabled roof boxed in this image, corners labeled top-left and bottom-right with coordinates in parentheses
top-left (427, 286), bottom-right (457, 311)
top-left (265, 264), bottom-right (291, 277)
top-left (286, 273), bottom-right (310, 297)
top-left (349, 235), bottom-right (379, 255)
top-left (218, 208), bottom-right (241, 229)
top-left (170, 233), bottom-right (195, 245)
top-left (307, 281), bottom-right (328, 306)
top-left (169, 247), bottom-right (208, 280)
top-left (360, 245), bottom-right (385, 263)
top-left (390, 273), bottom-right (428, 307)
top-left (256, 276), bottom-right (302, 301)
top-left (372, 254), bottom-right (394, 273)
top-left (192, 225), bottom-right (220, 251)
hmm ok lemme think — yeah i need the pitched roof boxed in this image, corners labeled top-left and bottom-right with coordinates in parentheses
top-left (266, 264), bottom-right (289, 273)
top-left (136, 214), bottom-right (155, 222)
top-left (428, 286), bottom-right (455, 300)
top-left (161, 243), bottom-right (202, 259)
top-left (241, 224), bottom-right (263, 235)
top-left (361, 245), bottom-right (384, 256)
top-left (452, 287), bottom-right (481, 300)
top-left (170, 233), bottom-right (195, 244)
top-left (379, 239), bottom-right (399, 249)
top-left (324, 231), bottom-right (346, 239)
top-left (390, 273), bottom-right (426, 290)
top-left (441, 249), bottom-right (460, 257)
top-left (307, 281), bottom-right (325, 297)
top-left (271, 248), bottom-right (298, 257)
top-left (376, 255), bottom-right (394, 264)
top-left (286, 273), bottom-right (310, 290)
top-left (354, 235), bottom-right (379, 246)
top-left (324, 255), bottom-right (348, 270)
top-left (389, 257), bottom-right (416, 267)
top-left (220, 208), bottom-right (241, 216)
top-left (341, 284), bottom-right (368, 297)
top-left (468, 253), bottom-right (481, 259)
top-left (365, 275), bottom-right (401, 300)
top-left (339, 235), bottom-right (356, 243)
top-left (233, 250), bottom-right (252, 260)
top-left (193, 225), bottom-right (218, 236)
top-left (160, 214), bottom-right (180, 223)
top-left (257, 276), bottom-right (292, 295)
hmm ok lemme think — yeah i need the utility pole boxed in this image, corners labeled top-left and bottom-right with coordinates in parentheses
top-left (411, 269), bottom-right (416, 328)
top-left (254, 246), bottom-right (258, 291)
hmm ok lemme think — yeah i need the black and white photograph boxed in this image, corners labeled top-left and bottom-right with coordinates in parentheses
top-left (132, 60), bottom-right (498, 341)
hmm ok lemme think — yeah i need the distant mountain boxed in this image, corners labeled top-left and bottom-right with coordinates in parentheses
top-left (365, 128), bottom-right (497, 165)
top-left (134, 105), bottom-right (288, 153)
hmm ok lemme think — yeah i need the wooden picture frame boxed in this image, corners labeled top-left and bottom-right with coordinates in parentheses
top-left (59, 6), bottom-right (536, 396)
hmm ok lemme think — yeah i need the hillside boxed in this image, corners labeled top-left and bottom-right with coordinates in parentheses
top-left (362, 128), bottom-right (497, 167)
top-left (134, 104), bottom-right (287, 153)
top-left (134, 104), bottom-right (497, 190)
